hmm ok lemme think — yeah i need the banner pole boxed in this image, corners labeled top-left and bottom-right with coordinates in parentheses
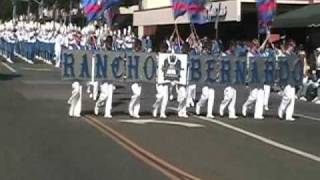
top-left (91, 52), bottom-right (95, 83)
top-left (174, 21), bottom-right (182, 53)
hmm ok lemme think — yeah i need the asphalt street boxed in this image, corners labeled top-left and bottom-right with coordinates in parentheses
top-left (0, 58), bottom-right (320, 180)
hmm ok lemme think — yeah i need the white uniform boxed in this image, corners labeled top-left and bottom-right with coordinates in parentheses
top-left (68, 82), bottom-right (82, 117)
top-left (94, 83), bottom-right (115, 118)
top-left (54, 33), bottom-right (64, 68)
top-left (153, 84), bottom-right (169, 118)
top-left (278, 85), bottom-right (296, 121)
top-left (196, 86), bottom-right (215, 118)
top-left (186, 84), bottom-right (196, 107)
top-left (129, 83), bottom-right (142, 118)
top-left (219, 86), bottom-right (238, 119)
top-left (263, 84), bottom-right (271, 110)
top-left (177, 85), bottom-right (188, 118)
top-left (242, 88), bottom-right (265, 119)
top-left (242, 52), bottom-right (265, 119)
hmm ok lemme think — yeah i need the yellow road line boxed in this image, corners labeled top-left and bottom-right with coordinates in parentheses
top-left (83, 115), bottom-right (201, 180)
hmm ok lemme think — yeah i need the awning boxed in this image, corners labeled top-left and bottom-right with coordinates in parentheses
top-left (273, 4), bottom-right (320, 28)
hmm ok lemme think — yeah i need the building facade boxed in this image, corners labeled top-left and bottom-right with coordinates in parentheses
top-left (133, 0), bottom-right (310, 40)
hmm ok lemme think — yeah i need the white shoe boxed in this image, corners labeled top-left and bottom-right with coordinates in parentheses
top-left (315, 100), bottom-right (320, 104)
top-left (129, 109), bottom-right (133, 117)
top-left (182, 113), bottom-right (189, 118)
top-left (299, 97), bottom-right (307, 101)
top-left (152, 109), bottom-right (157, 118)
top-left (178, 113), bottom-right (188, 118)
top-left (254, 116), bottom-right (264, 120)
top-left (206, 114), bottom-right (215, 119)
top-left (229, 115), bottom-right (238, 119)
top-left (242, 106), bottom-right (247, 117)
top-left (104, 114), bottom-right (112, 119)
top-left (170, 95), bottom-right (174, 101)
top-left (312, 97), bottom-right (319, 103)
top-left (286, 117), bottom-right (295, 121)
top-left (264, 106), bottom-right (269, 111)
top-left (278, 110), bottom-right (283, 119)
top-left (160, 114), bottom-right (167, 119)
top-left (195, 104), bottom-right (201, 115)
top-left (219, 108), bottom-right (224, 117)
top-left (94, 106), bottom-right (99, 115)
top-left (133, 114), bottom-right (140, 119)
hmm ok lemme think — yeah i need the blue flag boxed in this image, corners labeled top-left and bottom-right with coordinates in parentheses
top-left (172, 0), bottom-right (189, 19)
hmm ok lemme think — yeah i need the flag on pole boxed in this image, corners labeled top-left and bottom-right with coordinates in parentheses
top-left (172, 0), bottom-right (189, 20)
top-left (81, 0), bottom-right (123, 22)
top-left (81, 0), bottom-right (103, 21)
top-left (188, 0), bottom-right (208, 24)
top-left (256, 0), bottom-right (277, 33)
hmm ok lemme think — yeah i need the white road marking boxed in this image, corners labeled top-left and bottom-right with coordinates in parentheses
top-left (294, 113), bottom-right (320, 122)
top-left (1, 62), bottom-right (17, 73)
top-left (21, 67), bottom-right (54, 72)
top-left (119, 119), bottom-right (205, 128)
top-left (22, 80), bottom-right (70, 85)
top-left (168, 107), bottom-right (179, 111)
top-left (196, 116), bottom-right (320, 163)
top-left (168, 106), bottom-right (320, 162)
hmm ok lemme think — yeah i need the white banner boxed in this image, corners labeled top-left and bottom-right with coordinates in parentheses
top-left (157, 53), bottom-right (188, 85)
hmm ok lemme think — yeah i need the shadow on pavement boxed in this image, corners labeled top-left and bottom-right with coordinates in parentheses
top-left (0, 74), bottom-right (21, 81)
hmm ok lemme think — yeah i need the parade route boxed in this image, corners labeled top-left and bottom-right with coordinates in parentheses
top-left (1, 59), bottom-right (320, 180)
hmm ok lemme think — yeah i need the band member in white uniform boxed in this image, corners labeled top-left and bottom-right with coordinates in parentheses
top-left (278, 84), bottom-right (296, 121)
top-left (68, 82), bottom-right (82, 117)
top-left (128, 39), bottom-right (145, 118)
top-left (94, 82), bottom-right (115, 118)
top-left (278, 40), bottom-right (297, 121)
top-left (153, 42), bottom-right (170, 119)
top-left (242, 33), bottom-right (270, 120)
top-left (219, 86), bottom-right (238, 119)
top-left (129, 83), bottom-right (142, 118)
top-left (177, 85), bottom-right (188, 118)
top-left (196, 86), bottom-right (215, 118)
top-left (54, 30), bottom-right (65, 68)
top-left (153, 83), bottom-right (169, 118)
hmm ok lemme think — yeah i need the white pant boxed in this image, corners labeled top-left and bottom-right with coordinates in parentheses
top-left (153, 84), bottom-right (169, 117)
top-left (95, 83), bottom-right (115, 118)
top-left (177, 86), bottom-right (188, 117)
top-left (169, 82), bottom-right (176, 101)
top-left (55, 49), bottom-right (61, 67)
top-left (196, 87), bottom-right (215, 117)
top-left (87, 81), bottom-right (99, 101)
top-left (129, 83), bottom-right (141, 118)
top-left (186, 84), bottom-right (196, 107)
top-left (264, 85), bottom-right (271, 108)
top-left (68, 82), bottom-right (82, 117)
top-left (278, 85), bottom-right (295, 120)
top-left (242, 88), bottom-right (264, 119)
top-left (219, 87), bottom-right (237, 117)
